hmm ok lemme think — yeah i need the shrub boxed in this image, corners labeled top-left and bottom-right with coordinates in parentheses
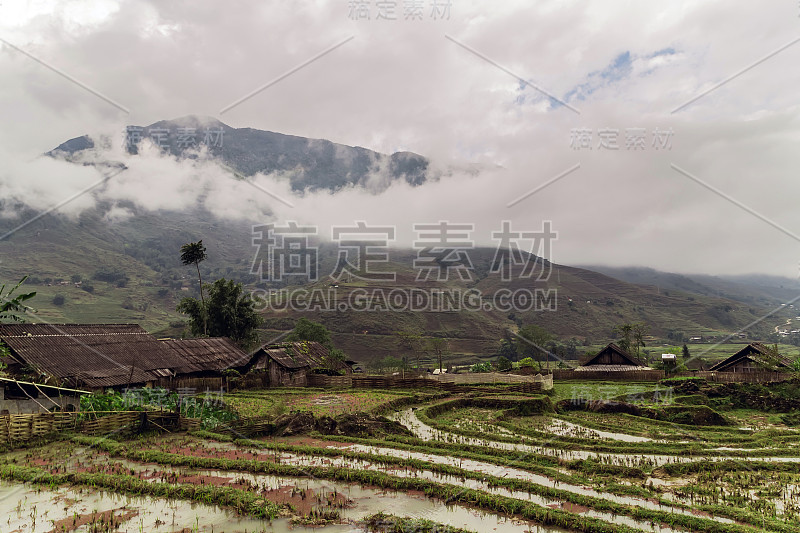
top-left (470, 362), bottom-right (492, 373)
top-left (496, 356), bottom-right (512, 371)
top-left (52, 294), bottom-right (65, 306)
top-left (93, 269), bottom-right (127, 283)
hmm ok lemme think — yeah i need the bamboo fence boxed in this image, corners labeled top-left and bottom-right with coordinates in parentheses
top-left (1, 410), bottom-right (186, 444)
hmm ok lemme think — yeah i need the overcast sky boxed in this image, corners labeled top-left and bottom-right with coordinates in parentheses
top-left (1, 0), bottom-right (800, 277)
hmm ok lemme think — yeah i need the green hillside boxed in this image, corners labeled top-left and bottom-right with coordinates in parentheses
top-left (3, 118), bottom-right (797, 368)
top-left (2, 207), bottom-right (795, 368)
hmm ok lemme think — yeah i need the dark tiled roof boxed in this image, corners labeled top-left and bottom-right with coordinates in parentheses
top-left (159, 337), bottom-right (249, 374)
top-left (582, 343), bottom-right (644, 368)
top-left (709, 343), bottom-right (793, 372)
top-left (0, 324), bottom-right (228, 388)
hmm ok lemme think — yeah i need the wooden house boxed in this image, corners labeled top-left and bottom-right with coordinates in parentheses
top-left (575, 343), bottom-right (650, 371)
top-left (709, 343), bottom-right (792, 373)
top-left (158, 337), bottom-right (250, 389)
top-left (244, 341), bottom-right (351, 387)
top-left (0, 323), bottom-right (247, 391)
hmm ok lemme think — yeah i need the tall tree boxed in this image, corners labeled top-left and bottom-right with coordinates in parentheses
top-left (613, 322), bottom-right (649, 364)
top-left (177, 278), bottom-right (262, 349)
top-left (286, 317), bottom-right (333, 349)
top-left (613, 323), bottom-right (633, 354)
top-left (515, 325), bottom-right (552, 371)
top-left (426, 337), bottom-right (450, 374)
top-left (286, 318), bottom-right (347, 372)
top-left (758, 344), bottom-right (787, 371)
top-left (180, 240), bottom-right (208, 335)
top-left (632, 322), bottom-right (649, 362)
top-left (497, 338), bottom-right (518, 361)
top-left (396, 330), bottom-right (424, 369)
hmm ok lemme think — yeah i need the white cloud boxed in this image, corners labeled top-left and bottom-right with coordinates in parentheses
top-left (1, 0), bottom-right (799, 276)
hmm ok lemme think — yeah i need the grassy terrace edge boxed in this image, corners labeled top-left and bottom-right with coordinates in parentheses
top-left (0, 462), bottom-right (284, 519)
top-left (64, 434), bottom-right (798, 533)
top-left (413, 398), bottom-right (800, 457)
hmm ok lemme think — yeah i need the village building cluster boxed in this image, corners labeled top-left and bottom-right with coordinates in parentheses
top-left (0, 323), bottom-right (791, 415)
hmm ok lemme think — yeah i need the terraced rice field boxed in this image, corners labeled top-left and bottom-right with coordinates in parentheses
top-left (2, 382), bottom-right (800, 532)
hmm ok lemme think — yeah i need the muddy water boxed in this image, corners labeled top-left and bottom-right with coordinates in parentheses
top-left (545, 419), bottom-right (653, 443)
top-left (176, 435), bottom-right (744, 526)
top-left (0, 477), bottom-right (565, 533)
top-left (0, 480), bottom-right (272, 533)
top-left (188, 473), bottom-right (569, 533)
top-left (388, 408), bottom-right (682, 465)
top-left (74, 451), bottom-right (687, 532)
top-left (391, 408), bottom-right (800, 466)
top-left (191, 467), bottom-right (686, 533)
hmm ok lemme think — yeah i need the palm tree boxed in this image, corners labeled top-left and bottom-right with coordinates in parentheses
top-left (180, 240), bottom-right (208, 335)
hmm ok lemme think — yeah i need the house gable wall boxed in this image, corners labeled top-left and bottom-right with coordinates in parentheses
top-left (0, 388), bottom-right (80, 414)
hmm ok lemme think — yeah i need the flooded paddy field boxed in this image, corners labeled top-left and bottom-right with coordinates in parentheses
top-left (0, 477), bottom-right (560, 533)
top-left (4, 381), bottom-right (800, 532)
top-left (0, 480), bottom-right (274, 533)
top-left (10, 439), bottom-right (687, 532)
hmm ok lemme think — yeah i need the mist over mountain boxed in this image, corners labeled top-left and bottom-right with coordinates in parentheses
top-left (48, 116), bottom-right (431, 193)
top-left (582, 265), bottom-right (800, 308)
top-left (0, 117), bottom-right (795, 365)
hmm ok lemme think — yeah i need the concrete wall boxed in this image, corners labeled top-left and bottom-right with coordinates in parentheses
top-left (0, 389), bottom-right (80, 414)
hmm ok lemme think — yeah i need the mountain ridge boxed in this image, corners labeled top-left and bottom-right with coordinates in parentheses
top-left (48, 115), bottom-right (431, 193)
top-left (1, 120), bottom-right (795, 365)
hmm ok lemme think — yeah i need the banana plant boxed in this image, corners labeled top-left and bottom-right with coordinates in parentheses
top-left (0, 276), bottom-right (36, 322)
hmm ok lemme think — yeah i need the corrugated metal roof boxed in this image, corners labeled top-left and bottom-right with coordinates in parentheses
top-left (252, 341), bottom-right (345, 371)
top-left (160, 337), bottom-right (249, 374)
top-left (0, 324), bottom-right (192, 388)
top-left (0, 376), bottom-right (90, 395)
top-left (72, 367), bottom-right (156, 389)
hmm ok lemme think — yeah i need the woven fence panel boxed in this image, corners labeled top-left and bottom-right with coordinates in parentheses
top-left (80, 412), bottom-right (139, 435)
top-left (552, 369), bottom-right (664, 381)
top-left (307, 375), bottom-right (353, 387)
top-left (1, 412), bottom-right (81, 443)
top-left (676, 371), bottom-right (792, 384)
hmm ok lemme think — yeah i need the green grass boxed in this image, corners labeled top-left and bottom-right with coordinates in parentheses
top-left (583, 343), bottom-right (800, 365)
top-left (552, 381), bottom-right (662, 402)
top-left (6, 383), bottom-right (800, 532)
top-left (224, 389), bottom-right (408, 418)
